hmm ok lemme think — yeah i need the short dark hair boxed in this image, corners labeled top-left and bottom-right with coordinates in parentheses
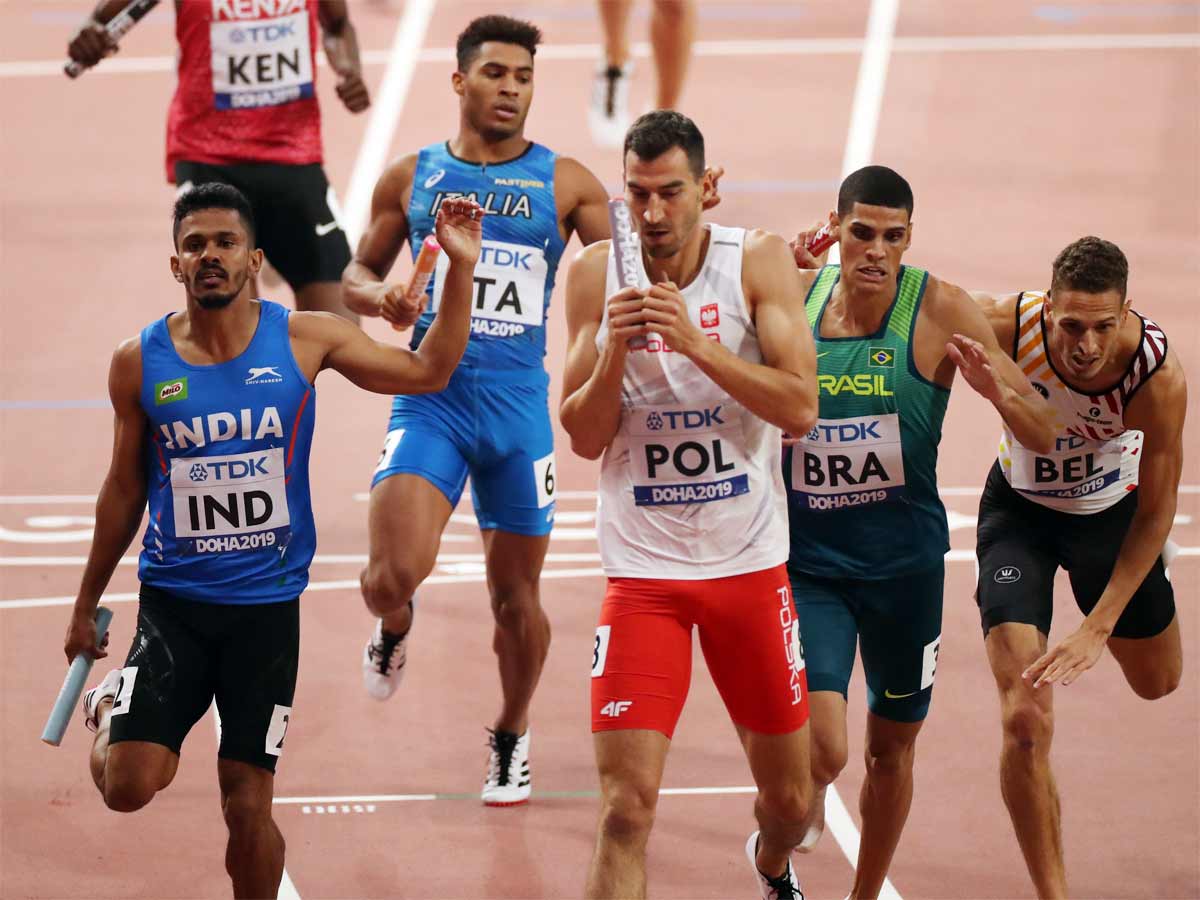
top-left (837, 165), bottom-right (914, 218)
top-left (172, 182), bottom-right (256, 247)
top-left (623, 110), bottom-right (705, 178)
top-left (1051, 236), bottom-right (1128, 300)
top-left (456, 15), bottom-right (542, 71)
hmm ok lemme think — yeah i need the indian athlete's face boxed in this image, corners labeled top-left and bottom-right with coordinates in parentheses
top-left (171, 209), bottom-right (262, 310)
top-left (454, 43), bottom-right (534, 141)
top-left (836, 202), bottom-right (912, 293)
top-left (623, 147), bottom-right (714, 259)
top-left (1044, 287), bottom-right (1129, 382)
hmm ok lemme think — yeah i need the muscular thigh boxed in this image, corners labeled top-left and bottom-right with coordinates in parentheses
top-left (591, 578), bottom-right (694, 739)
top-left (1061, 491), bottom-right (1177, 639)
top-left (470, 378), bottom-right (557, 537)
top-left (214, 599), bottom-right (300, 774)
top-left (108, 585), bottom-right (224, 756)
top-left (697, 565), bottom-right (809, 735)
top-left (788, 567), bottom-right (857, 698)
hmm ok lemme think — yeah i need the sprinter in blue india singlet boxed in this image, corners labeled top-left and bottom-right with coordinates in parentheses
top-left (139, 299), bottom-right (317, 603)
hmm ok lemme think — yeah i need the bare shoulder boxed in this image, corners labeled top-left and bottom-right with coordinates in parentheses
top-left (1127, 346), bottom-right (1188, 434)
top-left (374, 153), bottom-right (420, 204)
top-left (109, 335), bottom-right (143, 403)
top-left (970, 290), bottom-right (1023, 349)
top-left (555, 155), bottom-right (605, 191)
top-left (288, 309), bottom-right (351, 342)
top-left (743, 228), bottom-right (790, 259)
top-left (742, 228), bottom-right (799, 287)
top-left (569, 239), bottom-right (612, 278)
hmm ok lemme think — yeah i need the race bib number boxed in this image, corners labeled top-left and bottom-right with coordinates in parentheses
top-left (1009, 434), bottom-right (1124, 499)
top-left (791, 413), bottom-right (905, 511)
top-left (170, 447), bottom-right (291, 555)
top-left (630, 404), bottom-right (748, 506)
top-left (210, 2), bottom-right (314, 111)
top-left (430, 239), bottom-right (547, 336)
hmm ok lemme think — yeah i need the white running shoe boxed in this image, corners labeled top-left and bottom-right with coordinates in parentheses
top-left (797, 786), bottom-right (826, 852)
top-left (745, 831), bottom-right (804, 900)
top-left (362, 619), bottom-right (409, 701)
top-left (82, 668), bottom-right (122, 733)
top-left (588, 63), bottom-right (633, 148)
top-left (481, 728), bottom-right (531, 806)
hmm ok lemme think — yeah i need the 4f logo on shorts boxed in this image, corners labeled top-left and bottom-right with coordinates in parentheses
top-left (600, 700), bottom-right (633, 718)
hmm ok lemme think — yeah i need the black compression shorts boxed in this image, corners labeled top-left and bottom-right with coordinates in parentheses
top-left (108, 584), bottom-right (299, 773)
top-left (975, 462), bottom-right (1175, 640)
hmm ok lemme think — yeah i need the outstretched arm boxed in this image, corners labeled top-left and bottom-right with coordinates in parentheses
top-left (318, 0), bottom-right (370, 113)
top-left (940, 284), bottom-right (1057, 453)
top-left (64, 339), bottom-right (148, 663)
top-left (1024, 354), bottom-right (1187, 688)
top-left (311, 197), bottom-right (483, 393)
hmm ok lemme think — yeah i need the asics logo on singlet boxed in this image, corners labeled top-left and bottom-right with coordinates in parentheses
top-left (424, 169), bottom-right (446, 189)
top-left (245, 366), bottom-right (283, 385)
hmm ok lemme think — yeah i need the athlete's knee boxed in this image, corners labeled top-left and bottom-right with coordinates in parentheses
top-left (756, 781), bottom-right (811, 830)
top-left (651, 0), bottom-right (688, 24)
top-left (360, 560), bottom-right (421, 616)
top-left (1128, 663), bottom-right (1181, 700)
top-left (1000, 693), bottom-right (1054, 754)
top-left (863, 728), bottom-right (919, 777)
top-left (102, 767), bottom-right (159, 812)
top-left (597, 781), bottom-right (658, 847)
top-left (490, 582), bottom-right (543, 631)
top-left (809, 729), bottom-right (848, 787)
top-left (221, 785), bottom-right (274, 839)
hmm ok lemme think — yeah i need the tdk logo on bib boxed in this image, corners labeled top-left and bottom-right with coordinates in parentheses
top-left (792, 413), bottom-right (906, 511)
top-left (429, 238), bottom-right (548, 338)
top-left (210, 0), bottom-right (314, 111)
top-left (171, 447), bottom-right (292, 555)
top-left (631, 405), bottom-right (748, 507)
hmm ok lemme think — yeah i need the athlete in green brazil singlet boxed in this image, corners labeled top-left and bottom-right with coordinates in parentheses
top-left (782, 166), bottom-right (1057, 900)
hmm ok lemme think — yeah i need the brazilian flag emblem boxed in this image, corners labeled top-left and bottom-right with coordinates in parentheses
top-left (868, 347), bottom-right (895, 368)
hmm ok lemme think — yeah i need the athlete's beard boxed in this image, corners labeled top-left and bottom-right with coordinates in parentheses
top-left (193, 269), bottom-right (249, 309)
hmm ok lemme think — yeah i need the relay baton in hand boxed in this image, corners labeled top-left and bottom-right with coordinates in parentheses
top-left (41, 606), bottom-right (114, 746)
top-left (393, 236), bottom-right (441, 331)
top-left (607, 198), bottom-right (643, 290)
top-left (64, 0), bottom-right (160, 79)
top-left (805, 222), bottom-right (837, 257)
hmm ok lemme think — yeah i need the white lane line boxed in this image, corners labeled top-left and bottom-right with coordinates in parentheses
top-left (828, 0), bottom-right (900, 270)
top-left (4, 32), bottom-right (1196, 78)
top-left (340, 0), bottom-right (437, 244)
top-left (826, 784), bottom-right (902, 900)
top-left (9, 547), bottom-right (1197, 609)
top-left (5, 485), bottom-right (1199, 506)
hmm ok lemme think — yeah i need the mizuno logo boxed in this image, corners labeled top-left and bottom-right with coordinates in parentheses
top-left (314, 221), bottom-right (339, 236)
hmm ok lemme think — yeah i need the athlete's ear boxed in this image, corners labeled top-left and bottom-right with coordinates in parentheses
top-left (170, 255), bottom-right (183, 282)
top-left (248, 248), bottom-right (264, 278)
top-left (904, 218), bottom-right (914, 252)
top-left (451, 69), bottom-right (465, 98)
top-left (698, 166), bottom-right (716, 208)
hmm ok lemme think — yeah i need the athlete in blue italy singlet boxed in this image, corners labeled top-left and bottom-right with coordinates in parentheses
top-left (139, 299), bottom-right (316, 604)
top-left (372, 141), bottom-right (566, 535)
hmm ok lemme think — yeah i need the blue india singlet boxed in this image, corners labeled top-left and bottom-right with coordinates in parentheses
top-left (138, 300), bottom-right (317, 604)
top-left (405, 141), bottom-right (566, 371)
